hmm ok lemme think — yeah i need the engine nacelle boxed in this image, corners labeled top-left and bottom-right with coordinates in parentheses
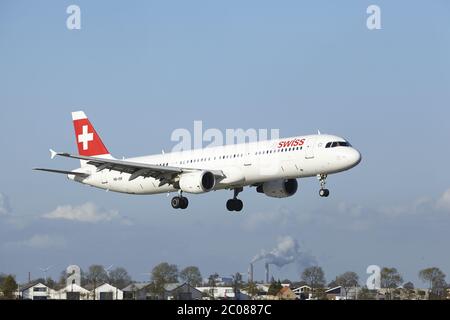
top-left (179, 171), bottom-right (216, 194)
top-left (257, 179), bottom-right (298, 198)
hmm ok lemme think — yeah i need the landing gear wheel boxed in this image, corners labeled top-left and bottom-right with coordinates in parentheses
top-left (235, 199), bottom-right (243, 212)
top-left (180, 197), bottom-right (189, 209)
top-left (226, 199), bottom-right (244, 212)
top-left (227, 188), bottom-right (244, 212)
top-left (319, 189), bottom-right (330, 197)
top-left (172, 191), bottom-right (189, 210)
top-left (226, 199), bottom-right (235, 212)
top-left (171, 196), bottom-right (189, 209)
top-left (171, 196), bottom-right (181, 209)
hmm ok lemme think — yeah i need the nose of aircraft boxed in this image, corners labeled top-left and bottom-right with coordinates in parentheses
top-left (347, 148), bottom-right (362, 168)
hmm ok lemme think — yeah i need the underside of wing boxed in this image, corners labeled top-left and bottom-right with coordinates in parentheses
top-left (53, 152), bottom-right (225, 186)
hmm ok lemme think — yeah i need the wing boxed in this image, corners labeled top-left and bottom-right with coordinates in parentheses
top-left (53, 152), bottom-right (225, 186)
top-left (34, 168), bottom-right (89, 178)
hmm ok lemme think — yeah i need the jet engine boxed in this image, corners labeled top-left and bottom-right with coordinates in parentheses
top-left (256, 179), bottom-right (298, 198)
top-left (179, 171), bottom-right (216, 194)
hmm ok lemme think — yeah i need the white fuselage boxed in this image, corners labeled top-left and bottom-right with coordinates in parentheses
top-left (70, 134), bottom-right (361, 195)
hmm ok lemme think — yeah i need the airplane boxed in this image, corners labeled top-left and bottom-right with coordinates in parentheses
top-left (34, 111), bottom-right (361, 212)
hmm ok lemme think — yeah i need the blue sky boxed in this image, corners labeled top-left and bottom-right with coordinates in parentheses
top-left (1, 0), bottom-right (450, 286)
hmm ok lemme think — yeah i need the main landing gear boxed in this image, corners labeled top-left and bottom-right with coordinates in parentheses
top-left (171, 192), bottom-right (189, 209)
top-left (227, 187), bottom-right (244, 212)
top-left (318, 174), bottom-right (330, 198)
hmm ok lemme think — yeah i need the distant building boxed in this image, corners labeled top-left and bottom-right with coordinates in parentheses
top-left (196, 287), bottom-right (236, 300)
top-left (277, 287), bottom-right (297, 300)
top-left (293, 285), bottom-right (311, 300)
top-left (52, 283), bottom-right (91, 300)
top-left (122, 282), bottom-right (152, 300)
top-left (90, 283), bottom-right (123, 300)
top-left (325, 286), bottom-right (360, 300)
top-left (216, 277), bottom-right (233, 286)
top-left (164, 283), bottom-right (203, 300)
top-left (251, 284), bottom-right (270, 300)
top-left (20, 282), bottom-right (53, 300)
top-left (122, 282), bottom-right (203, 300)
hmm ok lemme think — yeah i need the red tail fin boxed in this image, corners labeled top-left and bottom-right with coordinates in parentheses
top-left (72, 111), bottom-right (110, 157)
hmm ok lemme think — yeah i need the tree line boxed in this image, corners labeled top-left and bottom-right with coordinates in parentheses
top-left (287, 266), bottom-right (448, 300)
top-left (1, 263), bottom-right (448, 300)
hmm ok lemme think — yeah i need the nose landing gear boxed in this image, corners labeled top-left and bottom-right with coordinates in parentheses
top-left (318, 174), bottom-right (330, 198)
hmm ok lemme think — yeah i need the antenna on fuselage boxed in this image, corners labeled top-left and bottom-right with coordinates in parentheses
top-left (317, 130), bottom-right (321, 135)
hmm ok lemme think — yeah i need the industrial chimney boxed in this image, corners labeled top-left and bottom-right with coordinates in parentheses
top-left (265, 263), bottom-right (269, 283)
top-left (248, 263), bottom-right (254, 283)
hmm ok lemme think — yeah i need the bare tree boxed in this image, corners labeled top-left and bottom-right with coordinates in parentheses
top-left (245, 281), bottom-right (259, 299)
top-left (207, 273), bottom-right (219, 299)
top-left (301, 266), bottom-right (326, 299)
top-left (150, 262), bottom-right (179, 299)
top-left (419, 267), bottom-right (447, 300)
top-left (380, 267), bottom-right (403, 300)
top-left (180, 266), bottom-right (202, 287)
top-left (86, 265), bottom-right (108, 285)
top-left (232, 272), bottom-right (243, 300)
top-left (108, 267), bottom-right (132, 289)
top-left (335, 271), bottom-right (359, 299)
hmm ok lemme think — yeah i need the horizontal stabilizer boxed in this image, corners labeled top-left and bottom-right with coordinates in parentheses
top-left (33, 168), bottom-right (89, 178)
top-left (50, 149), bottom-right (57, 159)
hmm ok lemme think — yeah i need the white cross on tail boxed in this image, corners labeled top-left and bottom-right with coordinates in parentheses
top-left (78, 125), bottom-right (94, 150)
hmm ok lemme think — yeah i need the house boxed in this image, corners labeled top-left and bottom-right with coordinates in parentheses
top-left (122, 282), bottom-right (204, 300)
top-left (236, 289), bottom-right (253, 300)
top-left (52, 283), bottom-right (91, 300)
top-left (216, 277), bottom-right (233, 286)
top-left (326, 286), bottom-right (344, 300)
top-left (20, 282), bottom-right (53, 300)
top-left (293, 285), bottom-right (311, 300)
top-left (164, 283), bottom-right (203, 300)
top-left (277, 287), bottom-right (297, 300)
top-left (195, 286), bottom-right (250, 300)
top-left (247, 284), bottom-right (271, 300)
top-left (196, 287), bottom-right (236, 300)
top-left (90, 283), bottom-right (123, 300)
top-left (325, 286), bottom-right (360, 300)
top-left (122, 282), bottom-right (152, 300)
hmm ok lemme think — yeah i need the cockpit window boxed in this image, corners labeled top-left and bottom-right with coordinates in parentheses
top-left (325, 141), bottom-right (351, 148)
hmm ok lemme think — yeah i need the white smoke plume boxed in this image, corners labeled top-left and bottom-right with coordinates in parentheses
top-left (252, 236), bottom-right (316, 269)
top-left (0, 193), bottom-right (11, 216)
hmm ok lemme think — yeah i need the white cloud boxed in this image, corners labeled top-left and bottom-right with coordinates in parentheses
top-left (5, 234), bottom-right (66, 249)
top-left (0, 193), bottom-right (11, 216)
top-left (378, 197), bottom-right (433, 218)
top-left (436, 189), bottom-right (450, 211)
top-left (378, 189), bottom-right (450, 218)
top-left (42, 202), bottom-right (124, 223)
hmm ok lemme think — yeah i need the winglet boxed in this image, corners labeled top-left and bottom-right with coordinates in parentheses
top-left (50, 149), bottom-right (57, 160)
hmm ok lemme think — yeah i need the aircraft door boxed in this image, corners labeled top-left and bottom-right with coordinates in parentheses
top-left (304, 137), bottom-right (315, 159)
